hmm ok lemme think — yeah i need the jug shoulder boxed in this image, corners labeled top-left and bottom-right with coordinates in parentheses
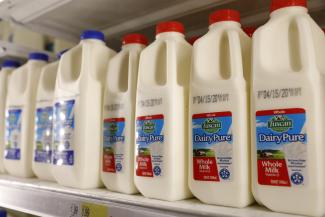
top-left (37, 61), bottom-right (59, 96)
top-left (0, 68), bottom-right (13, 79)
top-left (257, 11), bottom-right (312, 34)
top-left (110, 48), bottom-right (129, 62)
top-left (151, 37), bottom-right (191, 50)
top-left (193, 29), bottom-right (250, 83)
top-left (7, 65), bottom-right (29, 98)
top-left (253, 13), bottom-right (325, 78)
top-left (81, 40), bottom-right (116, 56)
top-left (27, 60), bottom-right (47, 68)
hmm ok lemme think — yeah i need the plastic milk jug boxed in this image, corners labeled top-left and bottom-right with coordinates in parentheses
top-left (101, 33), bottom-right (148, 194)
top-left (0, 60), bottom-right (20, 173)
top-left (4, 53), bottom-right (49, 178)
top-left (135, 21), bottom-right (192, 201)
top-left (32, 50), bottom-right (67, 181)
top-left (252, 0), bottom-right (325, 216)
top-left (52, 30), bottom-right (116, 189)
top-left (189, 9), bottom-right (253, 207)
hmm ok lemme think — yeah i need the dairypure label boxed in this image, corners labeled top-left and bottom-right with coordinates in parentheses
top-left (136, 114), bottom-right (164, 177)
top-left (53, 99), bottom-right (75, 166)
top-left (102, 118), bottom-right (125, 173)
top-left (192, 112), bottom-right (233, 182)
top-left (4, 107), bottom-right (22, 160)
top-left (256, 108), bottom-right (307, 187)
top-left (34, 102), bottom-right (53, 163)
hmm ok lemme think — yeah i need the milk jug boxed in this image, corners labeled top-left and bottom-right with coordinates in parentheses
top-left (4, 53), bottom-right (48, 178)
top-left (252, 0), bottom-right (325, 216)
top-left (189, 9), bottom-right (253, 207)
top-left (135, 21), bottom-right (192, 201)
top-left (0, 60), bottom-right (20, 173)
top-left (32, 50), bottom-right (67, 181)
top-left (52, 30), bottom-right (116, 189)
top-left (101, 33), bottom-right (148, 194)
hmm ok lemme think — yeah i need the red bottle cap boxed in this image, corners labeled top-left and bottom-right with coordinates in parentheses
top-left (156, 21), bottom-right (185, 35)
top-left (122, 33), bottom-right (148, 46)
top-left (270, 0), bottom-right (307, 13)
top-left (243, 27), bottom-right (257, 37)
top-left (209, 9), bottom-right (240, 25)
top-left (187, 36), bottom-right (201, 45)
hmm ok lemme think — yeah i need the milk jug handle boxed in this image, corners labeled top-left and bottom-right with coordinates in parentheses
top-left (227, 30), bottom-right (244, 79)
top-left (296, 16), bottom-right (318, 77)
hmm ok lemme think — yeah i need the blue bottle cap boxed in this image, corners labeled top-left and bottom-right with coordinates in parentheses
top-left (29, 52), bottom-right (49, 62)
top-left (2, 59), bottom-right (20, 68)
top-left (80, 30), bottom-right (105, 41)
top-left (0, 210), bottom-right (6, 217)
top-left (56, 49), bottom-right (69, 60)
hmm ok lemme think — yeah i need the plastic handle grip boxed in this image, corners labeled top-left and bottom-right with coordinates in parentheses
top-left (295, 16), bottom-right (318, 78)
top-left (227, 30), bottom-right (244, 80)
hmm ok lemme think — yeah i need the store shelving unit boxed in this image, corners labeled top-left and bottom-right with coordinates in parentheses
top-left (0, 40), bottom-right (54, 64)
top-left (1, 0), bottom-right (325, 50)
top-left (0, 0), bottom-right (324, 216)
top-left (0, 175), bottom-right (301, 217)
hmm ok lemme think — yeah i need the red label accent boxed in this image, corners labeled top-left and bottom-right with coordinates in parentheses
top-left (103, 152), bottom-right (116, 173)
top-left (137, 114), bottom-right (164, 121)
top-left (193, 157), bottom-right (220, 181)
top-left (256, 108), bottom-right (305, 116)
top-left (104, 117), bottom-right (125, 122)
top-left (258, 159), bottom-right (291, 186)
top-left (192, 111), bottom-right (232, 119)
top-left (136, 154), bottom-right (153, 177)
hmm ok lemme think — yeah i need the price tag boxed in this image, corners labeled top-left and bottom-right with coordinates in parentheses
top-left (69, 202), bottom-right (109, 217)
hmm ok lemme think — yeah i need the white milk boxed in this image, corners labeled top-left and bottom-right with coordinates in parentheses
top-left (0, 60), bottom-right (20, 173)
top-left (101, 33), bottom-right (148, 194)
top-left (52, 30), bottom-right (116, 189)
top-left (189, 9), bottom-right (253, 208)
top-left (252, 0), bottom-right (325, 216)
top-left (135, 21), bottom-right (192, 201)
top-left (4, 53), bottom-right (48, 178)
top-left (32, 51), bottom-right (67, 181)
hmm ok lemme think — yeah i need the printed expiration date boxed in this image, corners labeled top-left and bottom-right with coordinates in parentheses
top-left (257, 88), bottom-right (301, 99)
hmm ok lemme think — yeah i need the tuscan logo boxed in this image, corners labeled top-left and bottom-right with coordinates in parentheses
top-left (143, 120), bottom-right (155, 134)
top-left (8, 113), bottom-right (17, 124)
top-left (202, 118), bottom-right (221, 133)
top-left (268, 115), bottom-right (292, 133)
top-left (41, 110), bottom-right (49, 122)
top-left (109, 122), bottom-right (118, 135)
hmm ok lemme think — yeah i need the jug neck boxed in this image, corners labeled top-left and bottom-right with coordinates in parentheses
top-left (209, 21), bottom-right (241, 31)
top-left (81, 38), bottom-right (105, 44)
top-left (155, 32), bottom-right (185, 40)
top-left (122, 43), bottom-right (146, 51)
top-left (28, 59), bottom-right (47, 64)
top-left (1, 67), bottom-right (15, 72)
top-left (270, 6), bottom-right (307, 18)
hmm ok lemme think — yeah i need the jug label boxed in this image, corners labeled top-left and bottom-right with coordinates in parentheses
top-left (53, 99), bottom-right (75, 166)
top-left (136, 114), bottom-right (164, 177)
top-left (5, 108), bottom-right (22, 160)
top-left (192, 112), bottom-right (233, 182)
top-left (256, 108), bottom-right (307, 187)
top-left (34, 104), bottom-right (53, 163)
top-left (102, 118), bottom-right (125, 173)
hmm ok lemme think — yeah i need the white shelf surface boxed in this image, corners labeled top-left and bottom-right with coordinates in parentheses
top-left (1, 0), bottom-right (325, 50)
top-left (0, 174), bottom-right (302, 217)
